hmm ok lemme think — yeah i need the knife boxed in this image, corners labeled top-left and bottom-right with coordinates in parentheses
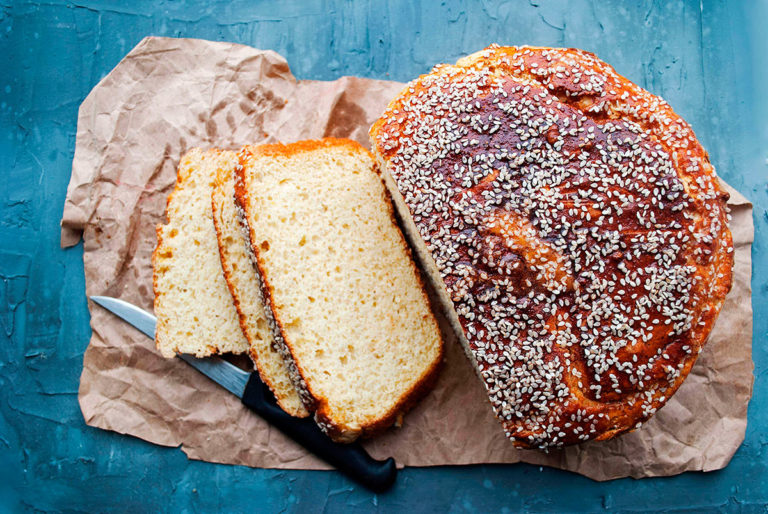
top-left (89, 295), bottom-right (397, 492)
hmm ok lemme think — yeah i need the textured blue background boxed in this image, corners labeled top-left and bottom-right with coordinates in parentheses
top-left (1, 1), bottom-right (766, 512)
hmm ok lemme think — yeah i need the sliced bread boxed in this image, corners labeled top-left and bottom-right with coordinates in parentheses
top-left (211, 161), bottom-right (309, 417)
top-left (153, 148), bottom-right (249, 358)
top-left (234, 138), bottom-right (443, 442)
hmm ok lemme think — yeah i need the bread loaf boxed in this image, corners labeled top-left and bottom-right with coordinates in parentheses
top-left (153, 149), bottom-right (249, 358)
top-left (234, 138), bottom-right (443, 442)
top-left (370, 45), bottom-right (733, 448)
top-left (211, 160), bottom-right (309, 417)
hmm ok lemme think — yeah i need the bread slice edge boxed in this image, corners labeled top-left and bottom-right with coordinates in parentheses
top-left (211, 165), bottom-right (309, 418)
top-left (235, 138), bottom-right (444, 442)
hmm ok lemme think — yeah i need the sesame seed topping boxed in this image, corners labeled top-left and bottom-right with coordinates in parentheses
top-left (371, 45), bottom-right (733, 449)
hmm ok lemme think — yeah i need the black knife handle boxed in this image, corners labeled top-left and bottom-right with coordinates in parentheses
top-left (241, 373), bottom-right (397, 492)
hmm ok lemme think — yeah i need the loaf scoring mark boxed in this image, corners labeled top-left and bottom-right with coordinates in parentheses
top-left (372, 45), bottom-right (733, 448)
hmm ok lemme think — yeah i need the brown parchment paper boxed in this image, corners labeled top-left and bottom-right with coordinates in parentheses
top-left (61, 37), bottom-right (755, 481)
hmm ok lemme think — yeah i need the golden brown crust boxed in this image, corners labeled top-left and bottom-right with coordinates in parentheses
top-left (235, 138), bottom-right (444, 442)
top-left (370, 45), bottom-right (734, 448)
top-left (151, 224), bottom-right (166, 349)
top-left (152, 159), bottom-right (180, 354)
top-left (246, 137), bottom-right (375, 160)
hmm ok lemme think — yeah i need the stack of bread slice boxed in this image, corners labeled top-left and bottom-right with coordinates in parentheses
top-left (152, 138), bottom-right (443, 441)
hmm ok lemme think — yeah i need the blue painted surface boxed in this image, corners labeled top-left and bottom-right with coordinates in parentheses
top-left (1, 0), bottom-right (766, 511)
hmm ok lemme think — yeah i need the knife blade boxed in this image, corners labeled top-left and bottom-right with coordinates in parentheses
top-left (89, 295), bottom-right (397, 492)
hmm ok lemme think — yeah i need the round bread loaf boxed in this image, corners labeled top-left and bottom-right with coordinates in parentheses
top-left (370, 45), bottom-right (733, 448)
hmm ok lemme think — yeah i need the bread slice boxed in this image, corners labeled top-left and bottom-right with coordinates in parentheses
top-left (235, 138), bottom-right (443, 442)
top-left (153, 149), bottom-right (249, 358)
top-left (211, 161), bottom-right (309, 417)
